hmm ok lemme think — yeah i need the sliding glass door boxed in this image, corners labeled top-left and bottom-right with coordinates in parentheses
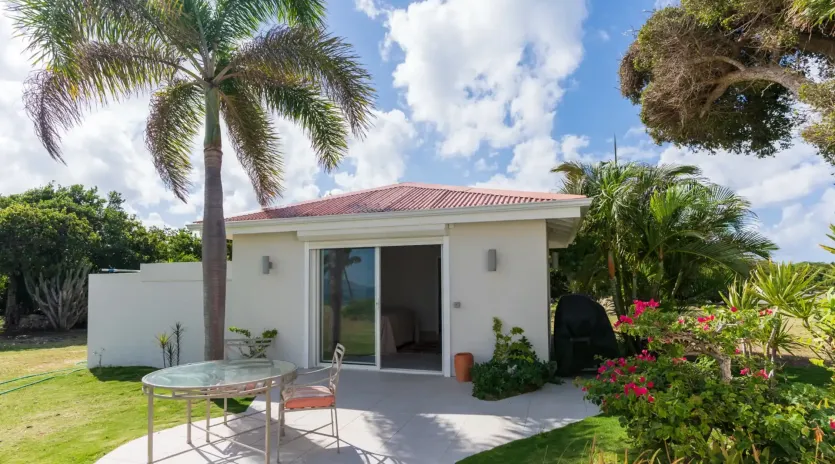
top-left (320, 248), bottom-right (376, 365)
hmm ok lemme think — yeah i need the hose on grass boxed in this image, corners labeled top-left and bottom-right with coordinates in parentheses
top-left (0, 361), bottom-right (87, 395)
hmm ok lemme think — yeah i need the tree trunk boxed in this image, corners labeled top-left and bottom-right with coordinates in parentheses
top-left (607, 249), bottom-right (624, 316)
top-left (202, 88), bottom-right (226, 361)
top-left (717, 354), bottom-right (732, 383)
top-left (4, 274), bottom-right (19, 330)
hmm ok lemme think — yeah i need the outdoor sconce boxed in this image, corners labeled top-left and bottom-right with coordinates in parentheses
top-left (261, 256), bottom-right (273, 274)
top-left (487, 249), bottom-right (497, 272)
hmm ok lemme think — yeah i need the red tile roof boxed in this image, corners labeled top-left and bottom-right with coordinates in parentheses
top-left (225, 182), bottom-right (586, 222)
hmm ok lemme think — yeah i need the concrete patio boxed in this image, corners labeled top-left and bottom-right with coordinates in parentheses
top-left (98, 371), bottom-right (598, 464)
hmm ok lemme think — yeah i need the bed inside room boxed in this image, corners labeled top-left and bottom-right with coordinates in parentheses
top-left (380, 245), bottom-right (442, 372)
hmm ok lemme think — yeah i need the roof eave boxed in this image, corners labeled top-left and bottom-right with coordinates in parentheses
top-left (186, 198), bottom-right (592, 235)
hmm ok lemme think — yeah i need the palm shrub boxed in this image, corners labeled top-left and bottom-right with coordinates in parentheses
top-left (553, 161), bottom-right (775, 315)
top-left (579, 299), bottom-right (835, 462)
top-left (8, 0), bottom-right (374, 359)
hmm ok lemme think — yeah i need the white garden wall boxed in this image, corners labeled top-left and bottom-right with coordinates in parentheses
top-left (87, 263), bottom-right (207, 368)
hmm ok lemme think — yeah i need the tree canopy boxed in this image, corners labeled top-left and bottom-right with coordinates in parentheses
top-left (621, 0), bottom-right (835, 162)
top-left (0, 183), bottom-right (205, 330)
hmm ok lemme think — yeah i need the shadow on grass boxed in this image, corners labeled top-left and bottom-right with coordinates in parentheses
top-left (90, 366), bottom-right (253, 414)
top-left (459, 415), bottom-right (628, 464)
top-left (784, 363), bottom-right (833, 387)
top-left (0, 330), bottom-right (87, 352)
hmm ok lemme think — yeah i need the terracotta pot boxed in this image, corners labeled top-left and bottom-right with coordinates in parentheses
top-left (454, 352), bottom-right (474, 382)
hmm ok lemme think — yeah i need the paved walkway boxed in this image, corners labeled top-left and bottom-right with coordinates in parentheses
top-left (98, 370), bottom-right (597, 464)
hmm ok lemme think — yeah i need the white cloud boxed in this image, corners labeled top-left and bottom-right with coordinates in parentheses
top-left (382, 0), bottom-right (587, 157)
top-left (624, 126), bottom-right (646, 139)
top-left (474, 158), bottom-right (498, 172)
top-left (657, 140), bottom-right (831, 208)
top-left (597, 30), bottom-right (610, 42)
top-left (763, 189), bottom-right (835, 262)
top-left (354, 0), bottom-right (386, 19)
top-left (475, 134), bottom-right (590, 192)
top-left (332, 109), bottom-right (415, 191)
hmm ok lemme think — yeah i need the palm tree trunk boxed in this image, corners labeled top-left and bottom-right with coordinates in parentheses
top-left (4, 274), bottom-right (19, 330)
top-left (202, 88), bottom-right (226, 361)
top-left (607, 249), bottom-right (624, 316)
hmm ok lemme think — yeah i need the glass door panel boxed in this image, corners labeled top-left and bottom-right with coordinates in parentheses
top-left (320, 248), bottom-right (376, 365)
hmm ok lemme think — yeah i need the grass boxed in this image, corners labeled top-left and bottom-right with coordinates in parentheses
top-left (0, 330), bottom-right (87, 379)
top-left (458, 415), bottom-right (628, 464)
top-left (0, 333), bottom-right (251, 464)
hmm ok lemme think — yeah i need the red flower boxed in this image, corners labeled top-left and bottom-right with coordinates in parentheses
top-left (639, 376), bottom-right (646, 384)
top-left (730, 306), bottom-right (738, 313)
top-left (755, 369), bottom-right (768, 379)
top-left (618, 357), bottom-right (627, 367)
top-left (598, 365), bottom-right (607, 374)
top-left (648, 395), bottom-right (655, 403)
top-left (628, 365), bottom-right (637, 374)
top-left (647, 336), bottom-right (654, 343)
top-left (596, 374), bottom-right (601, 380)
top-left (702, 324), bottom-right (710, 331)
top-left (829, 419), bottom-right (834, 430)
top-left (677, 318), bottom-right (685, 325)
top-left (615, 393), bottom-right (621, 399)
top-left (740, 368), bottom-right (750, 375)
top-left (734, 348), bottom-right (741, 354)
top-left (647, 299), bottom-right (660, 308)
top-left (605, 360), bottom-right (615, 368)
top-left (647, 381), bottom-right (654, 389)
top-left (581, 386), bottom-right (588, 392)
top-left (614, 368), bottom-right (624, 376)
top-left (634, 386), bottom-right (648, 396)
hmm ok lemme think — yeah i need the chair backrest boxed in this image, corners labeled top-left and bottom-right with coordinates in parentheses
top-left (329, 343), bottom-right (345, 392)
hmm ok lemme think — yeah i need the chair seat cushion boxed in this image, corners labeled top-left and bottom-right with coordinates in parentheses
top-left (284, 386), bottom-right (335, 409)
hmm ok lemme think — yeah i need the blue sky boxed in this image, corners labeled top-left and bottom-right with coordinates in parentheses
top-left (0, 0), bottom-right (833, 262)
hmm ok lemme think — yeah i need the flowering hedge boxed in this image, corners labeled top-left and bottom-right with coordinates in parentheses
top-left (578, 300), bottom-right (835, 461)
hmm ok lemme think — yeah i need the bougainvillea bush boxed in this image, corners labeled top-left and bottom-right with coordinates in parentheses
top-left (578, 300), bottom-right (835, 462)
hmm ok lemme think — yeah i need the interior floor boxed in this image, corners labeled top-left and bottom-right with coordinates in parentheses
top-left (380, 245), bottom-right (443, 371)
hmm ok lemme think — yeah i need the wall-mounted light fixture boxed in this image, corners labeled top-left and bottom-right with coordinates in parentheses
top-left (261, 256), bottom-right (273, 275)
top-left (487, 249), bottom-right (497, 272)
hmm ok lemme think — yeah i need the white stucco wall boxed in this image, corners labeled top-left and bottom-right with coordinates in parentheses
top-left (448, 220), bottom-right (550, 364)
top-left (227, 232), bottom-right (306, 366)
top-left (87, 263), bottom-right (206, 368)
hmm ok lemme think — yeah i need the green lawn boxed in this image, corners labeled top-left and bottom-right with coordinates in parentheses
top-left (459, 415), bottom-right (628, 464)
top-left (0, 334), bottom-right (251, 464)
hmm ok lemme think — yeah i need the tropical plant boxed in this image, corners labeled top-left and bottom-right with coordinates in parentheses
top-left (24, 262), bottom-right (93, 331)
top-left (228, 326), bottom-right (277, 358)
top-left (9, 0), bottom-right (375, 359)
top-left (620, 0), bottom-right (835, 164)
top-left (554, 161), bottom-right (775, 314)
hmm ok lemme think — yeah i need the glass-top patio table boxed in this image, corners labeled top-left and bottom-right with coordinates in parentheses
top-left (141, 359), bottom-right (298, 464)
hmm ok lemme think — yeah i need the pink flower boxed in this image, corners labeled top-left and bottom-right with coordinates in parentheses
top-left (702, 324), bottom-right (710, 331)
top-left (624, 383), bottom-right (635, 395)
top-left (647, 381), bottom-right (654, 389)
top-left (615, 393), bottom-right (621, 399)
top-left (735, 348), bottom-right (741, 354)
top-left (639, 376), bottom-right (646, 384)
top-left (677, 318), bottom-right (685, 325)
top-left (730, 306), bottom-right (738, 313)
top-left (614, 368), bottom-right (624, 376)
top-left (605, 360), bottom-right (615, 368)
top-left (628, 365), bottom-right (637, 374)
top-left (618, 357), bottom-right (627, 367)
top-left (648, 395), bottom-right (655, 403)
top-left (598, 365), bottom-right (607, 374)
top-left (596, 374), bottom-right (601, 380)
top-left (634, 386), bottom-right (648, 396)
top-left (610, 375), bottom-right (617, 382)
top-left (581, 386), bottom-right (588, 392)
top-left (830, 419), bottom-right (835, 430)
top-left (647, 337), bottom-right (654, 343)
top-left (740, 368), bottom-right (750, 375)
top-left (755, 369), bottom-right (768, 379)
top-left (647, 299), bottom-right (660, 308)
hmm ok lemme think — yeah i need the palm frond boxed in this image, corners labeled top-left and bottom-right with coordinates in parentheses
top-left (145, 80), bottom-right (203, 201)
top-left (211, 0), bottom-right (326, 46)
top-left (219, 82), bottom-right (282, 205)
top-left (225, 25), bottom-right (374, 135)
top-left (254, 77), bottom-right (349, 171)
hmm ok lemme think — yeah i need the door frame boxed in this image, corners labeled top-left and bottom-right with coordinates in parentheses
top-left (305, 237), bottom-right (451, 376)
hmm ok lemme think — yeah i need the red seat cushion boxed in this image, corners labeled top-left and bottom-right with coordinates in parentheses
top-left (284, 386), bottom-right (335, 409)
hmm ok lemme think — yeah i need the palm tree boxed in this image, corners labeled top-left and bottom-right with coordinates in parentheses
top-left (9, 0), bottom-right (375, 359)
top-left (553, 161), bottom-right (775, 311)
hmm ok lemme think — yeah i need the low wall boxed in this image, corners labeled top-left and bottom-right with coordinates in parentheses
top-left (87, 262), bottom-right (208, 368)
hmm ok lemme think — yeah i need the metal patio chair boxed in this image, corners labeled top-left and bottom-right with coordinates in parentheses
top-left (279, 343), bottom-right (345, 453)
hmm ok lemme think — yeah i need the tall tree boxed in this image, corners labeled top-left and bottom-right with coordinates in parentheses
top-left (620, 0), bottom-right (835, 163)
top-left (9, 0), bottom-right (375, 359)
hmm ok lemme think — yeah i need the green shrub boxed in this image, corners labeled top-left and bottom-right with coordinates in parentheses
top-left (578, 300), bottom-right (835, 462)
top-left (471, 317), bottom-right (554, 400)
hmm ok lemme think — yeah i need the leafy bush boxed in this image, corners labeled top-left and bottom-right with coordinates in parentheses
top-left (471, 317), bottom-right (554, 400)
top-left (578, 300), bottom-right (835, 462)
top-left (228, 326), bottom-right (277, 358)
